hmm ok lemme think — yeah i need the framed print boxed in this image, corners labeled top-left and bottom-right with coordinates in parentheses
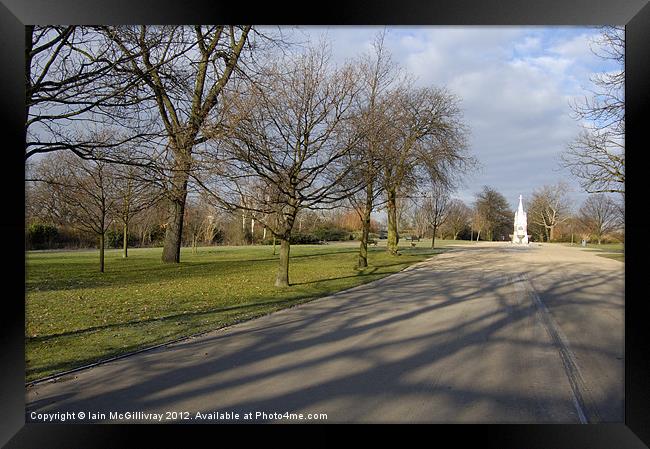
top-left (1, 0), bottom-right (648, 447)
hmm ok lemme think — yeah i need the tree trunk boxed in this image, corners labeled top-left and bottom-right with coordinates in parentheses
top-left (272, 236), bottom-right (277, 255)
top-left (544, 226), bottom-right (550, 242)
top-left (549, 226), bottom-right (554, 242)
top-left (431, 225), bottom-right (437, 248)
top-left (358, 184), bottom-right (373, 268)
top-left (386, 188), bottom-right (399, 255)
top-left (476, 230), bottom-right (481, 241)
top-left (275, 238), bottom-right (291, 287)
top-left (162, 169), bottom-right (189, 263)
top-left (99, 232), bottom-right (105, 273)
top-left (123, 221), bottom-right (128, 258)
top-left (358, 211), bottom-right (371, 268)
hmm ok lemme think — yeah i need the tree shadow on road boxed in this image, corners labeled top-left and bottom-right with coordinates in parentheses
top-left (26, 249), bottom-right (624, 423)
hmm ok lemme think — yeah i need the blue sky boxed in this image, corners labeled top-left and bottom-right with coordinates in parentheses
top-left (289, 26), bottom-right (619, 213)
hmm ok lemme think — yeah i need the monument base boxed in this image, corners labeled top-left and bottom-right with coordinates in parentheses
top-left (509, 234), bottom-right (530, 245)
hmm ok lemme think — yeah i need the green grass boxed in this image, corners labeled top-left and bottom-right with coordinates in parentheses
top-left (561, 242), bottom-right (624, 262)
top-left (596, 253), bottom-right (625, 262)
top-left (562, 242), bottom-right (624, 252)
top-left (26, 240), bottom-right (462, 382)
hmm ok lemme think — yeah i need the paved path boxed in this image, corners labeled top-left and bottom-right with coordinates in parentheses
top-left (26, 243), bottom-right (624, 423)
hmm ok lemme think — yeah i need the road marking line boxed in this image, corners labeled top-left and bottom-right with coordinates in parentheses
top-left (519, 273), bottom-right (599, 424)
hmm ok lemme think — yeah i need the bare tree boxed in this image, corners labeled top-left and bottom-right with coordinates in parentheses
top-left (183, 198), bottom-right (206, 253)
top-left (442, 199), bottom-right (472, 240)
top-left (408, 198), bottom-right (429, 240)
top-left (200, 45), bottom-right (364, 287)
top-left (561, 26), bottom-right (624, 194)
top-left (420, 184), bottom-right (451, 248)
top-left (471, 208), bottom-right (486, 241)
top-left (25, 26), bottom-right (152, 160)
top-left (347, 31), bottom-right (399, 268)
top-left (577, 193), bottom-right (621, 244)
top-left (113, 154), bottom-right (164, 258)
top-left (30, 151), bottom-right (118, 272)
top-left (528, 182), bottom-right (572, 242)
top-left (379, 86), bottom-right (470, 255)
top-left (102, 25), bottom-right (254, 263)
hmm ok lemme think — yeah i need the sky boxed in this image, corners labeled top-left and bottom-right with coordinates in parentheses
top-left (290, 26), bottom-right (619, 213)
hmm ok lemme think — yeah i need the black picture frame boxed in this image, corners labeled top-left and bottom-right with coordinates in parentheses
top-left (1, 0), bottom-right (648, 446)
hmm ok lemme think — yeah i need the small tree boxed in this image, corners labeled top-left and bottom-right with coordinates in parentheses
top-left (420, 184), bottom-right (451, 248)
top-left (113, 151), bottom-right (163, 257)
top-left (528, 182), bottom-right (572, 242)
top-left (31, 151), bottom-right (118, 272)
top-left (442, 199), bottom-right (472, 240)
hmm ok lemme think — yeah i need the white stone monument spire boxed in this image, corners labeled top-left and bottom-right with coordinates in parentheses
top-left (512, 194), bottom-right (529, 244)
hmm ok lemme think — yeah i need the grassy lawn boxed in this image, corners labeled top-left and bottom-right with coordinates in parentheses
top-left (562, 242), bottom-right (624, 252)
top-left (596, 253), bottom-right (624, 262)
top-left (561, 242), bottom-right (624, 262)
top-left (26, 239), bottom-right (462, 382)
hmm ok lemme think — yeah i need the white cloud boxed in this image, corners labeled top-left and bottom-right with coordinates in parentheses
top-left (514, 36), bottom-right (541, 53)
top-left (291, 26), bottom-right (606, 209)
top-left (549, 33), bottom-right (596, 61)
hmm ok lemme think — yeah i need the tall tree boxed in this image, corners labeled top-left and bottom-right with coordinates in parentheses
top-left (379, 86), bottom-right (469, 255)
top-left (347, 31), bottom-right (398, 268)
top-left (201, 45), bottom-right (364, 287)
top-left (474, 186), bottom-right (512, 241)
top-left (103, 25), bottom-right (253, 263)
top-left (561, 26), bottom-right (624, 194)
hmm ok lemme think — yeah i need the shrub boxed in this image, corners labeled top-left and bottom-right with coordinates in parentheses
top-left (352, 231), bottom-right (380, 241)
top-left (313, 227), bottom-right (351, 242)
top-left (106, 229), bottom-right (136, 248)
top-left (289, 232), bottom-right (321, 244)
top-left (27, 223), bottom-right (58, 250)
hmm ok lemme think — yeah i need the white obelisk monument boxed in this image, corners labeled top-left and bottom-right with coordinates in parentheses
top-left (512, 194), bottom-right (529, 244)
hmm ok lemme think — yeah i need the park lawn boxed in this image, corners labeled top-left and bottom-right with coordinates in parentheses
top-left (561, 242), bottom-right (624, 262)
top-left (596, 253), bottom-right (624, 262)
top-left (563, 242), bottom-right (624, 252)
top-left (26, 241), bottom-right (454, 382)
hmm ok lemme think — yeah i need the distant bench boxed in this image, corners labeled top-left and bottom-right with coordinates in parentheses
top-left (406, 236), bottom-right (420, 247)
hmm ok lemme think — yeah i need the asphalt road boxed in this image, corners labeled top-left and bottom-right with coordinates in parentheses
top-left (26, 242), bottom-right (624, 423)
